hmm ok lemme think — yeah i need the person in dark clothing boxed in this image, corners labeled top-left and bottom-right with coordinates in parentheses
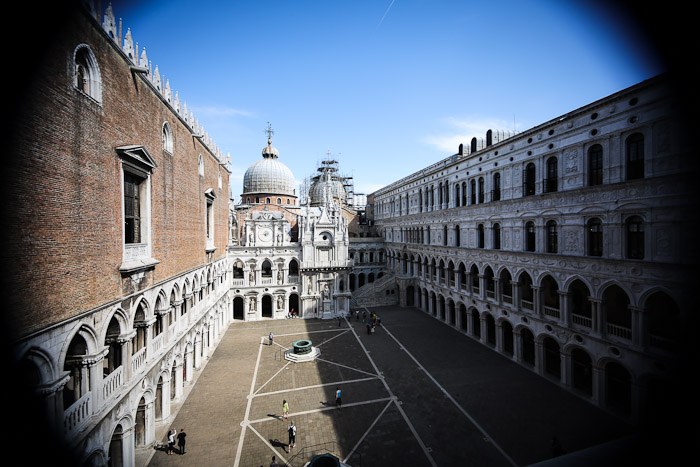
top-left (335, 387), bottom-right (342, 409)
top-left (288, 421), bottom-right (296, 448)
top-left (177, 428), bottom-right (187, 454)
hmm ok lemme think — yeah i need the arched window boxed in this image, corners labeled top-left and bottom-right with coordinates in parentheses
top-left (470, 179), bottom-right (476, 205)
top-left (478, 177), bottom-right (484, 203)
top-left (73, 44), bottom-right (102, 102)
top-left (162, 122), bottom-right (173, 154)
top-left (525, 221), bottom-right (536, 252)
top-left (443, 225), bottom-right (448, 246)
top-left (477, 224), bottom-right (484, 248)
top-left (546, 220), bottom-right (558, 253)
top-left (492, 173), bottom-right (501, 201)
top-left (289, 259), bottom-right (299, 276)
top-left (626, 133), bottom-right (644, 180)
top-left (261, 260), bottom-right (273, 278)
top-left (524, 163), bottom-right (536, 196)
top-left (492, 223), bottom-right (501, 250)
top-left (277, 197), bottom-right (282, 204)
top-left (454, 225), bottom-right (461, 247)
top-left (626, 216), bottom-right (644, 259)
top-left (587, 218), bottom-right (603, 256)
top-left (545, 157), bottom-right (558, 193)
top-left (588, 144), bottom-right (603, 186)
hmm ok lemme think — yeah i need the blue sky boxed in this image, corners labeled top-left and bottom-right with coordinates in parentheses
top-left (113, 0), bottom-right (663, 202)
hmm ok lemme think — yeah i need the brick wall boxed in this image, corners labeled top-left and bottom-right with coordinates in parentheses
top-left (4, 8), bottom-right (230, 337)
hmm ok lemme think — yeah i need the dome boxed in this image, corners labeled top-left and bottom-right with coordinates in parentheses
top-left (242, 136), bottom-right (296, 196)
top-left (309, 171), bottom-right (347, 206)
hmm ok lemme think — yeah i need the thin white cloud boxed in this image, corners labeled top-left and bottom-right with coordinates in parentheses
top-left (422, 116), bottom-right (519, 153)
top-left (377, 0), bottom-right (396, 28)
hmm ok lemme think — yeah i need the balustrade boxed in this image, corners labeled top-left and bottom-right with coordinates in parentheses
top-left (571, 314), bottom-right (591, 328)
top-left (131, 346), bottom-right (147, 374)
top-left (102, 366), bottom-right (123, 400)
top-left (64, 392), bottom-right (91, 435)
top-left (543, 305), bottom-right (560, 319)
top-left (607, 323), bottom-right (632, 340)
top-left (151, 333), bottom-right (164, 354)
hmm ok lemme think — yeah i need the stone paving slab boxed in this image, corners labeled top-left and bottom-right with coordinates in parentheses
top-left (144, 307), bottom-right (660, 467)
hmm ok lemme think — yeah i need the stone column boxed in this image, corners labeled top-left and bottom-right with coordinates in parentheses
top-left (591, 364), bottom-right (604, 406)
top-left (155, 305), bottom-right (170, 342)
top-left (193, 334), bottom-right (202, 370)
top-left (44, 374), bottom-right (70, 435)
top-left (184, 345), bottom-right (194, 383)
top-left (123, 330), bottom-right (137, 381)
top-left (533, 339), bottom-right (543, 375)
top-left (590, 298), bottom-right (602, 335)
top-left (531, 285), bottom-right (541, 316)
top-left (558, 290), bottom-right (570, 326)
top-left (511, 281), bottom-right (521, 311)
top-left (495, 319), bottom-right (503, 353)
top-left (513, 329), bottom-right (523, 363)
top-left (561, 349), bottom-right (571, 387)
top-left (624, 305), bottom-right (640, 347)
top-left (173, 359), bottom-right (184, 400)
top-left (87, 351), bottom-right (106, 410)
top-left (478, 313), bottom-right (487, 344)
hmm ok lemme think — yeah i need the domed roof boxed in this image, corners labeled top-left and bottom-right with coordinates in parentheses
top-left (309, 167), bottom-right (347, 206)
top-left (242, 136), bottom-right (296, 197)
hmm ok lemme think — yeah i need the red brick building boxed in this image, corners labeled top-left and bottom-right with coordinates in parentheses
top-left (2, 2), bottom-right (232, 464)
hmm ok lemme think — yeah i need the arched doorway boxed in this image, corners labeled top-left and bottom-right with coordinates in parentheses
top-left (571, 348), bottom-right (592, 395)
top-left (543, 336), bottom-right (561, 379)
top-left (606, 361), bottom-right (631, 416)
top-left (521, 328), bottom-right (535, 367)
top-left (501, 321), bottom-right (514, 356)
top-left (262, 295), bottom-right (273, 318)
top-left (233, 296), bottom-right (245, 320)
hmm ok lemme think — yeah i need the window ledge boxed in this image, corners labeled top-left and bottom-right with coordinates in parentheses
top-left (119, 257), bottom-right (160, 274)
top-left (205, 246), bottom-right (217, 253)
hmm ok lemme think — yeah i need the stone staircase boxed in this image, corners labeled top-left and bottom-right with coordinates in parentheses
top-left (350, 272), bottom-right (398, 308)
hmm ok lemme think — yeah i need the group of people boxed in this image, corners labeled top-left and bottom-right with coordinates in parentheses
top-left (362, 310), bottom-right (381, 334)
top-left (166, 428), bottom-right (186, 455)
top-left (281, 400), bottom-right (297, 453)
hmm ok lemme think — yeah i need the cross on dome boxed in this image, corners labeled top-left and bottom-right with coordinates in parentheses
top-left (265, 122), bottom-right (275, 143)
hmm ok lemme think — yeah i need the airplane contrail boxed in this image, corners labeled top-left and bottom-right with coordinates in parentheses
top-left (377, 0), bottom-right (396, 28)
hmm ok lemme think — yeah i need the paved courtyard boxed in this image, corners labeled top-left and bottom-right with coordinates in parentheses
top-left (142, 305), bottom-right (666, 467)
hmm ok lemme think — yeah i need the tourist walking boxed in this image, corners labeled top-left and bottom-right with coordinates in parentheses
top-left (288, 421), bottom-right (296, 448)
top-left (177, 428), bottom-right (187, 454)
top-left (282, 399), bottom-right (289, 419)
top-left (167, 428), bottom-right (176, 455)
top-left (335, 386), bottom-right (342, 409)
top-left (268, 331), bottom-right (274, 346)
